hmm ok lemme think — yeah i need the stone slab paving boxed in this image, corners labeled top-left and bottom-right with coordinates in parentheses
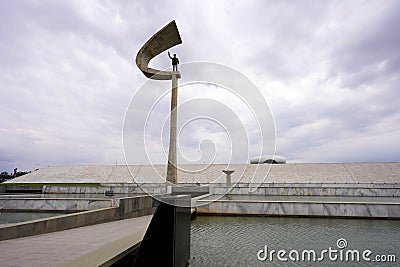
top-left (4, 162), bottom-right (400, 184)
top-left (0, 215), bottom-right (152, 267)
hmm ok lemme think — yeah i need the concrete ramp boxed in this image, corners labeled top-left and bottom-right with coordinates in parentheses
top-left (0, 216), bottom-right (152, 266)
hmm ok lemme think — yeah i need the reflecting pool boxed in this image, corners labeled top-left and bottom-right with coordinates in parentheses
top-left (0, 211), bottom-right (68, 226)
top-left (190, 216), bottom-right (400, 266)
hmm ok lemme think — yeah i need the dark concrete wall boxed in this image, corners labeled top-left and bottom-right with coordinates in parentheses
top-left (134, 195), bottom-right (191, 267)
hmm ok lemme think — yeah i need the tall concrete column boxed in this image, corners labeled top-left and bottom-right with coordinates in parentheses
top-left (167, 73), bottom-right (179, 184)
top-left (134, 20), bottom-right (182, 184)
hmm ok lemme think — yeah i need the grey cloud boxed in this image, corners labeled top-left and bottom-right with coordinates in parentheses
top-left (1, 0), bottom-right (400, 171)
top-left (328, 2), bottom-right (400, 87)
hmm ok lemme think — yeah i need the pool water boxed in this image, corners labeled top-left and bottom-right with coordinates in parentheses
top-left (190, 216), bottom-right (400, 266)
top-left (0, 211), bottom-right (68, 226)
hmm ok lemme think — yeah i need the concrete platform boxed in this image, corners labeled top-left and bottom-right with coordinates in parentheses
top-left (0, 215), bottom-right (152, 266)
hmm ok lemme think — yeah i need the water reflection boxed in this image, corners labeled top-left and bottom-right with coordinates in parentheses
top-left (190, 216), bottom-right (400, 266)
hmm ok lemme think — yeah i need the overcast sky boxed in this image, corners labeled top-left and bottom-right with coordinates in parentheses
top-left (1, 0), bottom-right (399, 172)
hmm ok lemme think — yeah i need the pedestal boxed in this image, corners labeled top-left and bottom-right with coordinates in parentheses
top-left (223, 170), bottom-right (235, 188)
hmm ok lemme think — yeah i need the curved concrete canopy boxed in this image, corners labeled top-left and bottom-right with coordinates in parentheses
top-left (250, 155), bottom-right (287, 164)
top-left (135, 20), bottom-right (182, 80)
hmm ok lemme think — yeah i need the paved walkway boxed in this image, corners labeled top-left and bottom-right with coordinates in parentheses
top-left (0, 216), bottom-right (152, 267)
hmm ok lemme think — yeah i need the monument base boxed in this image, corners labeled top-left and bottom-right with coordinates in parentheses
top-left (133, 195), bottom-right (191, 267)
top-left (172, 185), bottom-right (209, 198)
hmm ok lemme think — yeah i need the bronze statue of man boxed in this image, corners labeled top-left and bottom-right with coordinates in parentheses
top-left (168, 51), bottom-right (179, 71)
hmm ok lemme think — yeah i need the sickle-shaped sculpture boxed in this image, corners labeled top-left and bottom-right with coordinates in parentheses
top-left (135, 20), bottom-right (182, 184)
top-left (136, 20), bottom-right (182, 80)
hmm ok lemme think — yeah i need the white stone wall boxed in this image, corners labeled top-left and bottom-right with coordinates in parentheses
top-left (197, 201), bottom-right (400, 218)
